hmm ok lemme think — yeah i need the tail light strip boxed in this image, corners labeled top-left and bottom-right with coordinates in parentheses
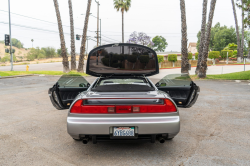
top-left (70, 99), bottom-right (177, 114)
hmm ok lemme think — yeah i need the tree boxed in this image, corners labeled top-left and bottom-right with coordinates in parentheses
top-left (196, 23), bottom-right (237, 52)
top-left (68, 0), bottom-right (76, 70)
top-left (41, 47), bottom-right (56, 58)
top-left (77, 0), bottom-right (92, 72)
top-left (228, 43), bottom-right (238, 50)
top-left (213, 27), bottom-right (237, 51)
top-left (11, 38), bottom-right (23, 48)
top-left (196, 0), bottom-right (208, 75)
top-left (231, 0), bottom-right (242, 62)
top-left (198, 0), bottom-right (217, 79)
top-left (180, 0), bottom-right (189, 74)
top-left (53, 0), bottom-right (70, 73)
top-left (152, 36), bottom-right (168, 52)
top-left (127, 31), bottom-right (154, 47)
top-left (113, 0), bottom-right (131, 43)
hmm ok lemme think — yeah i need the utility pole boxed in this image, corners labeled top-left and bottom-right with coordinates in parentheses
top-left (90, 14), bottom-right (101, 46)
top-left (8, 0), bottom-right (13, 71)
top-left (95, 0), bottom-right (100, 47)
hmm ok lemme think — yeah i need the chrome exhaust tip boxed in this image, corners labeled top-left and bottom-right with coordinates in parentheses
top-left (82, 138), bottom-right (89, 144)
top-left (158, 137), bottom-right (165, 143)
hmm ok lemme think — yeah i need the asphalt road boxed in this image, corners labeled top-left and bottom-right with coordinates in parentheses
top-left (0, 61), bottom-right (249, 75)
top-left (0, 76), bottom-right (250, 165)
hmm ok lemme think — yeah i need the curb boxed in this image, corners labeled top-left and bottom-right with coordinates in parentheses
top-left (0, 74), bottom-right (35, 79)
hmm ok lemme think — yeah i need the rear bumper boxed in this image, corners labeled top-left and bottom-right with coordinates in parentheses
top-left (67, 113), bottom-right (180, 139)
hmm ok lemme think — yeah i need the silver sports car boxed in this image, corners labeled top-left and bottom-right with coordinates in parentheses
top-left (49, 43), bottom-right (200, 144)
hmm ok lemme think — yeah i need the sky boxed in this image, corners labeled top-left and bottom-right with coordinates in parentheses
top-left (0, 0), bottom-right (244, 53)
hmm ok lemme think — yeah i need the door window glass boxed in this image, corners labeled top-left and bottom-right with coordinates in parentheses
top-left (57, 75), bottom-right (89, 88)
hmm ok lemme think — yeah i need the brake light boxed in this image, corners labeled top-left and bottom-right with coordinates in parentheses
top-left (70, 100), bottom-right (82, 113)
top-left (70, 99), bottom-right (177, 114)
top-left (164, 99), bottom-right (177, 112)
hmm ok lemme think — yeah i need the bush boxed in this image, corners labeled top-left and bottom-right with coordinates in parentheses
top-left (11, 38), bottom-right (23, 48)
top-left (195, 52), bottom-right (199, 60)
top-left (221, 50), bottom-right (233, 59)
top-left (118, 55), bottom-right (125, 62)
top-left (111, 63), bottom-right (122, 68)
top-left (188, 53), bottom-right (193, 60)
top-left (168, 54), bottom-right (177, 62)
top-left (127, 55), bottom-right (137, 63)
top-left (232, 50), bottom-right (237, 58)
top-left (101, 58), bottom-right (109, 66)
top-left (138, 55), bottom-right (149, 64)
top-left (157, 55), bottom-right (164, 63)
top-left (209, 51), bottom-right (220, 59)
top-left (1, 56), bottom-right (10, 63)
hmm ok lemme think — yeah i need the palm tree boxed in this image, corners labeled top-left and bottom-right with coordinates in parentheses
top-left (195, 0), bottom-right (208, 75)
top-left (240, 0), bottom-right (245, 62)
top-left (77, 0), bottom-right (92, 72)
top-left (113, 0), bottom-right (131, 43)
top-left (231, 0), bottom-right (242, 63)
top-left (198, 0), bottom-right (217, 79)
top-left (68, 0), bottom-right (76, 70)
top-left (180, 0), bottom-right (189, 74)
top-left (53, 0), bottom-right (70, 73)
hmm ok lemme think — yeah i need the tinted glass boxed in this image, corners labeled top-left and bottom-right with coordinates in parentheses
top-left (88, 45), bottom-right (157, 76)
top-left (57, 75), bottom-right (89, 88)
top-left (98, 78), bottom-right (151, 87)
top-left (158, 74), bottom-right (192, 87)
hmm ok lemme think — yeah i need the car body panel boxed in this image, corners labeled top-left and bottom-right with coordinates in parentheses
top-left (48, 44), bottom-right (200, 143)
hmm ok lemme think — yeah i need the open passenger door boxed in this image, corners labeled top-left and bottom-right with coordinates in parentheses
top-left (48, 75), bottom-right (90, 110)
top-left (156, 74), bottom-right (200, 108)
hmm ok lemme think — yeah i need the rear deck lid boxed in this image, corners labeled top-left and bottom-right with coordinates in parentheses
top-left (86, 43), bottom-right (159, 77)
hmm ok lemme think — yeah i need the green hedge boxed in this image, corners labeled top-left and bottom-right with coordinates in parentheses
top-left (188, 53), bottom-right (193, 60)
top-left (139, 55), bottom-right (149, 64)
top-left (157, 55), bottom-right (164, 63)
top-left (101, 58), bottom-right (109, 66)
top-left (127, 55), bottom-right (137, 63)
top-left (195, 52), bottom-right (199, 60)
top-left (221, 50), bottom-right (233, 59)
top-left (168, 54), bottom-right (177, 62)
top-left (209, 51), bottom-right (220, 59)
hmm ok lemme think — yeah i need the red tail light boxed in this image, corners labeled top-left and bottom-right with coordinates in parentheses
top-left (70, 99), bottom-right (177, 114)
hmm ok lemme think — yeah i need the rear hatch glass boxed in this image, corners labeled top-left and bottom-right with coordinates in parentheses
top-left (86, 43), bottom-right (159, 77)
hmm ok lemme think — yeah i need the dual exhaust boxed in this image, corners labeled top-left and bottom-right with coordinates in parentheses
top-left (81, 136), bottom-right (166, 144)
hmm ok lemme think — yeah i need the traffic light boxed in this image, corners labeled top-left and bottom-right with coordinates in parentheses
top-left (76, 34), bottom-right (80, 40)
top-left (5, 48), bottom-right (9, 53)
top-left (5, 34), bottom-right (10, 46)
top-left (11, 49), bottom-right (15, 53)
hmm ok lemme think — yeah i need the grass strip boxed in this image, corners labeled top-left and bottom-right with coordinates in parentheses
top-left (191, 70), bottom-right (250, 80)
top-left (0, 71), bottom-right (88, 77)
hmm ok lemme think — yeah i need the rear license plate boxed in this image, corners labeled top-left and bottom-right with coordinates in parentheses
top-left (113, 127), bottom-right (135, 137)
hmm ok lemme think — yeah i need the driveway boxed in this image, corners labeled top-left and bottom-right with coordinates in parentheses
top-left (0, 76), bottom-right (250, 165)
